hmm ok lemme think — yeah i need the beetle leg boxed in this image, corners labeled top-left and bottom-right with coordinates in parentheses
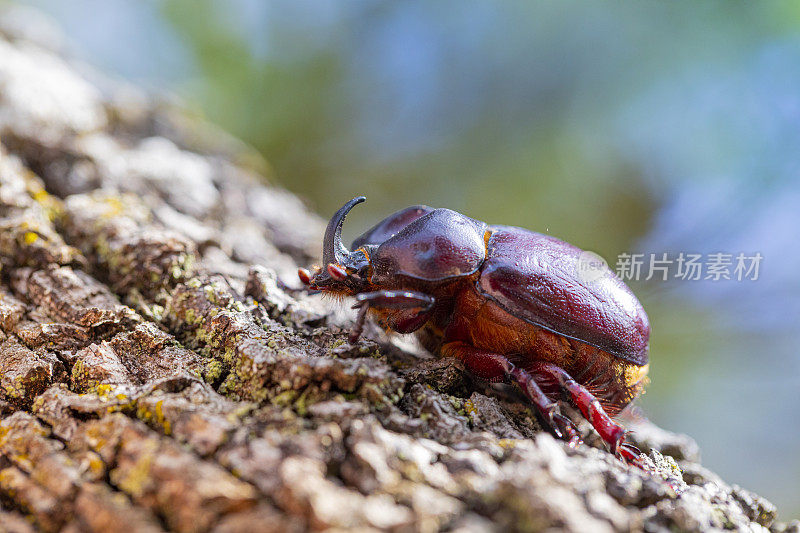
top-left (530, 362), bottom-right (643, 465)
top-left (441, 342), bottom-right (582, 447)
top-left (354, 290), bottom-right (435, 311)
top-left (349, 290), bottom-right (436, 342)
top-left (349, 303), bottom-right (370, 343)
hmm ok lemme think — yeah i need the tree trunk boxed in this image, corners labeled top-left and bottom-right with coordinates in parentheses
top-left (0, 7), bottom-right (791, 533)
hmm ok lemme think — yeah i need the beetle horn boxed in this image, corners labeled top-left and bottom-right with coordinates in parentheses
top-left (323, 196), bottom-right (366, 267)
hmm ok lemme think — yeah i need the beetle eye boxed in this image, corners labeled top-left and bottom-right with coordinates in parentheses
top-left (327, 263), bottom-right (348, 281)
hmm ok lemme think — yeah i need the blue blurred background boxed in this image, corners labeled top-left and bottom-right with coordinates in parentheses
top-left (15, 0), bottom-right (799, 517)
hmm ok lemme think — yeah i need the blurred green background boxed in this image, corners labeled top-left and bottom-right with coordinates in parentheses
top-left (16, 0), bottom-right (800, 518)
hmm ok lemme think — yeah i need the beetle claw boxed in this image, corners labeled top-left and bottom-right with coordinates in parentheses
top-left (539, 405), bottom-right (581, 448)
top-left (551, 412), bottom-right (582, 448)
top-left (615, 440), bottom-right (645, 467)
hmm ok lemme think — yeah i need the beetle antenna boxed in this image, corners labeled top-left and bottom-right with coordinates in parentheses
top-left (323, 196), bottom-right (366, 267)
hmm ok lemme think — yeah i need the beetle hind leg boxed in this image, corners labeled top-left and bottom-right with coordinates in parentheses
top-left (441, 342), bottom-right (582, 447)
top-left (530, 362), bottom-right (644, 466)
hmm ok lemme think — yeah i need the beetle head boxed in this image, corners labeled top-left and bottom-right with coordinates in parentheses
top-left (300, 196), bottom-right (374, 295)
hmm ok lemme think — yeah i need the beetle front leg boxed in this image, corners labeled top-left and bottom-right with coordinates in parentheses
top-left (349, 290), bottom-right (435, 342)
top-left (441, 342), bottom-right (581, 447)
top-left (530, 362), bottom-right (643, 465)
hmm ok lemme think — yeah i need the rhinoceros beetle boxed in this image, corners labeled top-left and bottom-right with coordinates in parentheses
top-left (299, 196), bottom-right (650, 464)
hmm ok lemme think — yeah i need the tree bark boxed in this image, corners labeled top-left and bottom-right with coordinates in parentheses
top-left (0, 7), bottom-right (793, 533)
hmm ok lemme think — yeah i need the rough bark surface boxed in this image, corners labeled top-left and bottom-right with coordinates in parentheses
top-left (0, 7), bottom-right (796, 533)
